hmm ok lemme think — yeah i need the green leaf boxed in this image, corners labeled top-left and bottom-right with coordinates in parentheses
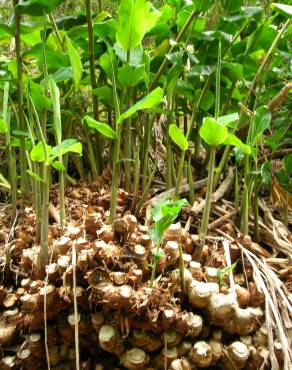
top-left (169, 124), bottom-right (188, 151)
top-left (83, 116), bottom-right (117, 139)
top-left (272, 3), bottom-right (292, 18)
top-left (52, 67), bottom-right (73, 83)
top-left (48, 77), bottom-right (62, 144)
top-left (27, 170), bottom-right (45, 183)
top-left (222, 62), bottom-right (243, 81)
top-left (66, 35), bottom-right (83, 90)
top-left (116, 0), bottom-right (161, 51)
top-left (261, 161), bottom-right (272, 185)
top-left (28, 80), bottom-right (51, 112)
top-left (197, 90), bottom-right (214, 111)
top-left (0, 118), bottom-right (8, 134)
top-left (149, 198), bottom-right (188, 244)
top-left (246, 24), bottom-right (277, 55)
top-left (217, 113), bottom-right (239, 127)
top-left (51, 161), bottom-right (65, 172)
top-left (188, 65), bottom-right (216, 77)
top-left (93, 19), bottom-right (117, 41)
top-left (249, 106), bottom-right (271, 146)
top-left (284, 154), bottom-right (292, 175)
top-left (118, 87), bottom-right (163, 124)
top-left (117, 64), bottom-right (144, 87)
top-left (223, 134), bottom-right (252, 155)
top-left (193, 0), bottom-right (213, 12)
top-left (200, 117), bottom-right (228, 147)
top-left (15, 0), bottom-right (65, 16)
top-left (114, 43), bottom-right (143, 66)
top-left (30, 142), bottom-right (52, 163)
top-left (93, 86), bottom-right (114, 108)
top-left (50, 139), bottom-right (82, 158)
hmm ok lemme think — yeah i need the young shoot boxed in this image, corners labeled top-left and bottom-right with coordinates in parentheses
top-left (148, 198), bottom-right (188, 287)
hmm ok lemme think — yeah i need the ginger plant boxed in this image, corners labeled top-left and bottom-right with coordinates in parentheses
top-left (148, 198), bottom-right (188, 287)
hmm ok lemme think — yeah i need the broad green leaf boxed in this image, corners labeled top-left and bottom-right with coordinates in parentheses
top-left (118, 87), bottom-right (163, 124)
top-left (261, 162), bottom-right (272, 185)
top-left (66, 35), bottom-right (83, 89)
top-left (100, 51), bottom-right (119, 81)
top-left (265, 127), bottom-right (286, 151)
top-left (0, 172), bottom-right (11, 190)
top-left (272, 3), bottom-right (292, 18)
top-left (50, 139), bottom-right (82, 158)
top-left (27, 170), bottom-right (45, 183)
top-left (93, 86), bottom-right (114, 108)
top-left (48, 77), bottom-right (62, 144)
top-left (169, 124), bottom-right (188, 151)
top-left (245, 24), bottom-right (277, 55)
top-left (52, 67), bottom-right (73, 83)
top-left (220, 0), bottom-right (243, 13)
top-left (117, 64), bottom-right (144, 87)
top-left (0, 118), bottom-right (8, 134)
top-left (116, 0), bottom-right (161, 51)
top-left (114, 43), bottom-right (143, 66)
top-left (222, 62), bottom-right (243, 81)
top-left (193, 0), bottom-right (213, 12)
top-left (200, 117), bottom-right (228, 147)
top-left (194, 90), bottom-right (214, 111)
top-left (223, 134), bottom-right (252, 155)
top-left (28, 80), bottom-right (51, 112)
top-left (217, 113), bottom-right (239, 127)
top-left (15, 0), bottom-right (65, 16)
top-left (30, 142), bottom-right (52, 162)
top-left (151, 198), bottom-right (188, 222)
top-left (242, 6), bottom-right (263, 21)
top-left (249, 106), bottom-right (271, 146)
top-left (84, 116), bottom-right (117, 139)
top-left (188, 65), bottom-right (216, 77)
top-left (149, 198), bottom-right (188, 244)
top-left (51, 161), bottom-right (65, 172)
top-left (284, 154), bottom-right (292, 175)
top-left (23, 45), bottom-right (70, 73)
top-left (93, 19), bottom-right (117, 41)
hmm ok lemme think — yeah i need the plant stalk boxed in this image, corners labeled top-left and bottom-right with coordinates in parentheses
top-left (85, 0), bottom-right (101, 176)
top-left (193, 146), bottom-right (216, 261)
top-left (175, 150), bottom-right (185, 197)
top-left (14, 1), bottom-right (29, 199)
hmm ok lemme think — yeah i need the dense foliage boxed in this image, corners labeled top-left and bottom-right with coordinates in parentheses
top-left (0, 0), bottom-right (291, 270)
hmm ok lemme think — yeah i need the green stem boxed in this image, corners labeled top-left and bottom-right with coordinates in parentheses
top-left (39, 166), bottom-right (50, 273)
top-left (187, 155), bottom-right (195, 204)
top-left (142, 115), bottom-right (153, 192)
top-left (193, 146), bottom-right (216, 262)
top-left (84, 126), bottom-right (98, 180)
top-left (108, 124), bottom-right (122, 223)
top-left (234, 167), bottom-right (239, 227)
top-left (241, 155), bottom-right (250, 235)
top-left (124, 50), bottom-right (132, 192)
top-left (48, 13), bottom-right (65, 51)
top-left (14, 1), bottom-right (29, 199)
top-left (135, 160), bottom-right (157, 216)
top-left (150, 258), bottom-right (158, 288)
top-left (130, 145), bottom-right (140, 212)
top-left (175, 150), bottom-right (185, 198)
top-left (253, 174), bottom-right (260, 242)
top-left (108, 45), bottom-right (121, 223)
top-left (85, 0), bottom-right (101, 175)
top-left (166, 114), bottom-right (173, 189)
top-left (3, 83), bottom-right (17, 219)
